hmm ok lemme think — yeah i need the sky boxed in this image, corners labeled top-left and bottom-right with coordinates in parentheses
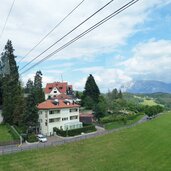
top-left (0, 0), bottom-right (171, 92)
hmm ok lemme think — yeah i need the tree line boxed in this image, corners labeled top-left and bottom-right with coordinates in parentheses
top-left (80, 74), bottom-right (164, 121)
top-left (0, 40), bottom-right (44, 131)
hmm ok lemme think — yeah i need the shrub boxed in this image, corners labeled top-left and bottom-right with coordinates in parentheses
top-left (27, 133), bottom-right (37, 142)
top-left (53, 125), bottom-right (96, 137)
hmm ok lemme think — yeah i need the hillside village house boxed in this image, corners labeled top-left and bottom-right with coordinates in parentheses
top-left (38, 82), bottom-right (82, 136)
top-left (44, 82), bottom-right (73, 100)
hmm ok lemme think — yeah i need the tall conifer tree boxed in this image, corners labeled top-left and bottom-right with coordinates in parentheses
top-left (23, 90), bottom-right (38, 128)
top-left (1, 40), bottom-right (24, 124)
top-left (82, 74), bottom-right (100, 109)
top-left (34, 71), bottom-right (45, 104)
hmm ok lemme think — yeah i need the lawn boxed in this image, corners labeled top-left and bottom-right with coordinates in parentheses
top-left (0, 124), bottom-right (14, 142)
top-left (0, 111), bottom-right (171, 171)
top-left (104, 114), bottom-right (144, 130)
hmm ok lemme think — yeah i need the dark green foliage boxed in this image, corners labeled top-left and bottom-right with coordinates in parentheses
top-left (118, 90), bottom-right (123, 99)
top-left (144, 105), bottom-right (164, 117)
top-left (82, 74), bottom-right (100, 109)
top-left (1, 40), bottom-right (24, 125)
top-left (23, 91), bottom-right (38, 127)
top-left (0, 77), bottom-right (2, 106)
top-left (106, 88), bottom-right (123, 101)
top-left (53, 125), bottom-right (96, 137)
top-left (94, 96), bottom-right (107, 120)
top-left (105, 88), bottom-right (126, 115)
top-left (111, 88), bottom-right (118, 99)
top-left (82, 96), bottom-right (95, 109)
top-left (33, 71), bottom-right (45, 104)
top-left (27, 133), bottom-right (37, 142)
top-left (75, 91), bottom-right (82, 99)
top-left (25, 79), bottom-right (33, 94)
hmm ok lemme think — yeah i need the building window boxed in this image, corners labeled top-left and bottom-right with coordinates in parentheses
top-left (62, 117), bottom-right (68, 121)
top-left (39, 111), bottom-right (42, 115)
top-left (45, 113), bottom-right (47, 118)
top-left (49, 118), bottom-right (60, 123)
top-left (70, 115), bottom-right (78, 120)
top-left (59, 87), bottom-right (63, 90)
top-left (54, 91), bottom-right (57, 93)
top-left (70, 108), bottom-right (78, 112)
top-left (49, 110), bottom-right (60, 114)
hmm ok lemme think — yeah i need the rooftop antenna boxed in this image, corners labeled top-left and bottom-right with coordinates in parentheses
top-left (61, 74), bottom-right (63, 83)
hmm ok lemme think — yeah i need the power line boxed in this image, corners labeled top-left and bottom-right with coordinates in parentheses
top-left (18, 0), bottom-right (85, 64)
top-left (20, 0), bottom-right (139, 76)
top-left (19, 0), bottom-right (115, 72)
top-left (0, 0), bottom-right (16, 40)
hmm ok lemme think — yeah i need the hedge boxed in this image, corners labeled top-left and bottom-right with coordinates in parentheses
top-left (53, 125), bottom-right (96, 137)
top-left (27, 133), bottom-right (38, 142)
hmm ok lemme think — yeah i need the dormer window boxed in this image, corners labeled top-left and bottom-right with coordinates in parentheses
top-left (49, 87), bottom-right (52, 90)
top-left (54, 91), bottom-right (57, 93)
top-left (59, 87), bottom-right (62, 90)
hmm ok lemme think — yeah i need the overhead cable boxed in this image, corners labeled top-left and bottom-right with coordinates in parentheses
top-left (20, 0), bottom-right (139, 76)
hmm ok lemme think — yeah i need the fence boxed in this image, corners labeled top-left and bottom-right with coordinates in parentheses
top-left (0, 140), bottom-right (20, 146)
top-left (0, 115), bottom-right (148, 155)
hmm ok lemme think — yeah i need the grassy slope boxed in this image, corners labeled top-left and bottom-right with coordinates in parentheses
top-left (0, 125), bottom-right (13, 142)
top-left (105, 114), bottom-right (144, 130)
top-left (1, 112), bottom-right (171, 171)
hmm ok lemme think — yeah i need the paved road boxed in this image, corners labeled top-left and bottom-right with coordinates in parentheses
top-left (0, 115), bottom-right (149, 155)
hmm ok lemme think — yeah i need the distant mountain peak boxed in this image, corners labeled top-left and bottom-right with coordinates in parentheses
top-left (121, 80), bottom-right (171, 94)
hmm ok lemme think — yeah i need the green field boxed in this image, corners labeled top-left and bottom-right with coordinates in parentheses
top-left (0, 124), bottom-right (14, 142)
top-left (141, 99), bottom-right (159, 106)
top-left (1, 112), bottom-right (171, 171)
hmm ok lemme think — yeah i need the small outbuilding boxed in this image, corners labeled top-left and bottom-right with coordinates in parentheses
top-left (79, 114), bottom-right (94, 124)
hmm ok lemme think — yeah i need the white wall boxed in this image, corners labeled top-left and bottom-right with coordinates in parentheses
top-left (39, 108), bottom-right (80, 136)
top-left (45, 87), bottom-right (61, 100)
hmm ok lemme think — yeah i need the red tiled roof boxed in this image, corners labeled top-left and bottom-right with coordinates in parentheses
top-left (45, 82), bottom-right (67, 94)
top-left (37, 100), bottom-right (80, 110)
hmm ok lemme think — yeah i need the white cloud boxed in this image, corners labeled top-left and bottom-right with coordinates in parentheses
top-left (72, 67), bottom-right (132, 91)
top-left (1, 0), bottom-right (169, 64)
top-left (121, 39), bottom-right (171, 82)
top-left (1, 0), bottom-right (171, 91)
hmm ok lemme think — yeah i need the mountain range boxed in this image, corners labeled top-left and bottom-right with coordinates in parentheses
top-left (121, 80), bottom-right (171, 94)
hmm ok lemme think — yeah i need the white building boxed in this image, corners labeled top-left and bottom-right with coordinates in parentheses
top-left (37, 99), bottom-right (82, 136)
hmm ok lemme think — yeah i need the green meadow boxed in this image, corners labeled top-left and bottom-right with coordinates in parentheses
top-left (141, 99), bottom-right (159, 106)
top-left (0, 111), bottom-right (171, 171)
